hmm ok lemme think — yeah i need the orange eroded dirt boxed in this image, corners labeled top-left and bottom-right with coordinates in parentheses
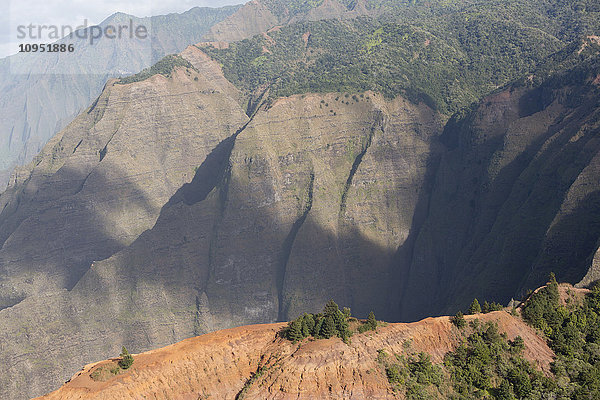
top-left (37, 312), bottom-right (553, 400)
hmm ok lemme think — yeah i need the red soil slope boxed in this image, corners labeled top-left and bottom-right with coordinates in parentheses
top-left (36, 311), bottom-right (553, 400)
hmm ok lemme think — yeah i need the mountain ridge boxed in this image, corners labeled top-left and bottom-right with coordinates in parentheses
top-left (0, 0), bottom-right (599, 398)
top-left (36, 310), bottom-right (553, 400)
top-left (0, 5), bottom-right (242, 190)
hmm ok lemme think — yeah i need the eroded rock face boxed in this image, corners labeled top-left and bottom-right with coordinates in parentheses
top-left (201, 0), bottom-right (372, 43)
top-left (0, 47), bottom-right (248, 398)
top-left (36, 312), bottom-right (552, 400)
top-left (578, 246), bottom-right (600, 288)
top-left (0, 47), bottom-right (248, 304)
top-left (202, 0), bottom-right (281, 42)
top-left (397, 70), bottom-right (600, 320)
top-left (1, 25), bottom-right (599, 400)
top-left (0, 41), bottom-right (442, 398)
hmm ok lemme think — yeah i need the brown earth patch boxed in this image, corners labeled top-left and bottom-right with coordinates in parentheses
top-left (302, 31), bottom-right (311, 46)
top-left (196, 41), bottom-right (230, 49)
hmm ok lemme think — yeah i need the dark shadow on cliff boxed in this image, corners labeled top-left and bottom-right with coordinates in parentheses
top-left (394, 83), bottom-right (600, 321)
top-left (72, 137), bottom-right (400, 359)
top-left (0, 159), bottom-right (157, 306)
top-left (449, 97), bottom-right (600, 308)
top-left (527, 190), bottom-right (600, 286)
top-left (9, 96), bottom-right (599, 400)
top-left (387, 139), bottom-right (444, 322)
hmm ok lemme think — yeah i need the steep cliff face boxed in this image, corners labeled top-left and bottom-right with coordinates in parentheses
top-left (0, 47), bottom-right (247, 398)
top-left (397, 49), bottom-right (600, 320)
top-left (578, 246), bottom-right (600, 287)
top-left (0, 6), bottom-right (240, 191)
top-left (0, 46), bottom-right (248, 307)
top-left (35, 312), bottom-right (553, 400)
top-left (2, 4), bottom-right (600, 399)
top-left (0, 41), bottom-right (441, 397)
top-left (71, 89), bottom-right (440, 340)
top-left (202, 0), bottom-right (281, 42)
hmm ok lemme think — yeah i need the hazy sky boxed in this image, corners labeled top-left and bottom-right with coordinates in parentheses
top-left (0, 0), bottom-right (244, 58)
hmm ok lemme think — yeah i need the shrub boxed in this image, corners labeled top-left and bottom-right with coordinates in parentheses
top-left (379, 351), bottom-right (442, 397)
top-left (468, 298), bottom-right (482, 314)
top-left (451, 311), bottom-right (466, 329)
top-left (90, 364), bottom-right (120, 381)
top-left (282, 299), bottom-right (354, 342)
top-left (119, 346), bottom-right (134, 369)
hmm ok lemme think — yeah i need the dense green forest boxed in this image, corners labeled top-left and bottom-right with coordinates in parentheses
top-left (438, 278), bottom-right (600, 399)
top-left (425, 277), bottom-right (600, 399)
top-left (520, 277), bottom-right (600, 399)
top-left (203, 0), bottom-right (599, 115)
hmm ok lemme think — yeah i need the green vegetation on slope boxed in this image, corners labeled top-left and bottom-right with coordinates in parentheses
top-left (118, 346), bottom-right (134, 369)
top-left (117, 55), bottom-right (196, 84)
top-left (521, 277), bottom-right (600, 399)
top-left (361, 274), bottom-right (600, 399)
top-left (378, 349), bottom-right (446, 399)
top-left (445, 280), bottom-right (600, 399)
top-left (202, 0), bottom-right (599, 115)
top-left (202, 16), bottom-right (561, 114)
top-left (512, 40), bottom-right (600, 112)
top-left (281, 300), bottom-right (379, 343)
top-left (375, 319), bottom-right (547, 399)
top-left (90, 347), bottom-right (134, 382)
top-left (445, 320), bottom-right (551, 399)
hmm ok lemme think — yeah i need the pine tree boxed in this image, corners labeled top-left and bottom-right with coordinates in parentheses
top-left (482, 301), bottom-right (490, 314)
top-left (468, 298), bottom-right (482, 314)
top-left (313, 316), bottom-right (324, 338)
top-left (549, 272), bottom-right (557, 285)
top-left (342, 307), bottom-right (352, 320)
top-left (286, 319), bottom-right (303, 342)
top-left (320, 316), bottom-right (336, 338)
top-left (301, 314), bottom-right (310, 337)
top-left (119, 346), bottom-right (134, 369)
top-left (333, 309), bottom-right (345, 331)
top-left (509, 336), bottom-right (525, 353)
top-left (367, 311), bottom-right (377, 330)
top-left (303, 313), bottom-right (315, 336)
top-left (451, 311), bottom-right (466, 328)
top-left (337, 317), bottom-right (352, 343)
top-left (323, 299), bottom-right (340, 318)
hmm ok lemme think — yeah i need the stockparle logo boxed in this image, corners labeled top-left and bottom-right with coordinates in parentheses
top-left (16, 19), bottom-right (149, 46)
top-left (9, 13), bottom-right (153, 75)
